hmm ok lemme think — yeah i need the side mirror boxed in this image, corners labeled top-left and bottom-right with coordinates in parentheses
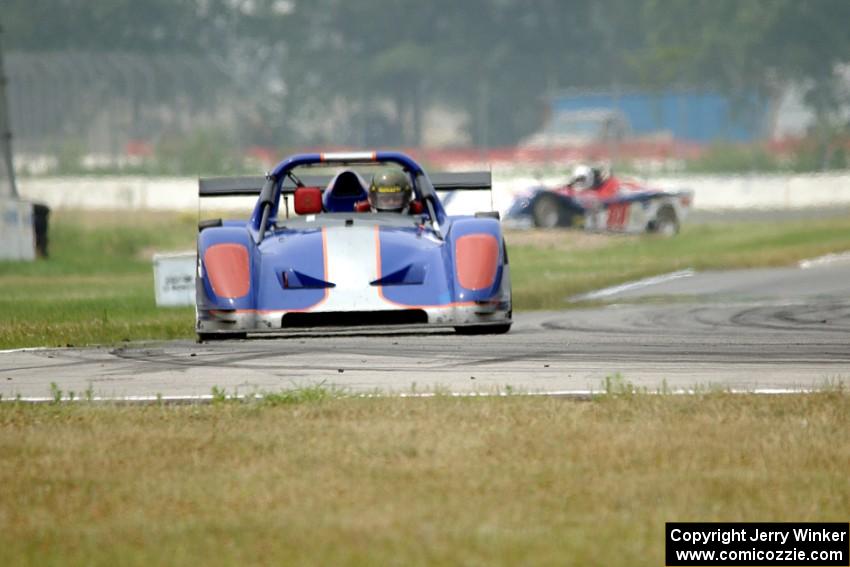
top-left (294, 187), bottom-right (323, 215)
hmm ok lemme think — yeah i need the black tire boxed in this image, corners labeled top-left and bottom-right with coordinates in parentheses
top-left (649, 206), bottom-right (679, 236)
top-left (454, 323), bottom-right (512, 335)
top-left (531, 193), bottom-right (564, 228)
top-left (196, 332), bottom-right (247, 342)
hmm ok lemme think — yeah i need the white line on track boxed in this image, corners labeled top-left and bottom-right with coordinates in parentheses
top-left (2, 388), bottom-right (825, 404)
top-left (569, 269), bottom-right (695, 302)
top-left (798, 250), bottom-right (850, 269)
top-left (0, 346), bottom-right (54, 355)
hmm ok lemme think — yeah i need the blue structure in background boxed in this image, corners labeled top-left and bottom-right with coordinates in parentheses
top-left (551, 90), bottom-right (766, 143)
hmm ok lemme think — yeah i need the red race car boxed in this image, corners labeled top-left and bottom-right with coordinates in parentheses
top-left (505, 165), bottom-right (693, 235)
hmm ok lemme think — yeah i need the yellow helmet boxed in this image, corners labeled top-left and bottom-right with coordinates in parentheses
top-left (368, 168), bottom-right (413, 212)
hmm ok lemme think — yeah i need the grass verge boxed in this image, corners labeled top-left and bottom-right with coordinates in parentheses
top-left (2, 211), bottom-right (850, 348)
top-left (509, 216), bottom-right (850, 308)
top-left (0, 392), bottom-right (847, 566)
top-left (0, 211), bottom-right (197, 348)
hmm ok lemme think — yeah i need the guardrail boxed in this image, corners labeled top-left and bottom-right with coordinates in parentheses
top-left (16, 171), bottom-right (850, 213)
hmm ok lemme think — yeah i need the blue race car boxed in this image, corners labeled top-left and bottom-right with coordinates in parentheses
top-left (195, 151), bottom-right (512, 340)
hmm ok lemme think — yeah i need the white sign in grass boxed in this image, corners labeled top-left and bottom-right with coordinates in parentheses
top-left (152, 251), bottom-right (196, 307)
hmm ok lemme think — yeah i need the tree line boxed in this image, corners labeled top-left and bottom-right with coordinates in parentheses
top-left (3, 0), bottom-right (849, 147)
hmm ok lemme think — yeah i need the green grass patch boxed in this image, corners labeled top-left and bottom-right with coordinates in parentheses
top-left (0, 393), bottom-right (847, 566)
top-left (3, 211), bottom-right (850, 348)
top-left (0, 211), bottom-right (197, 348)
top-left (510, 217), bottom-right (850, 308)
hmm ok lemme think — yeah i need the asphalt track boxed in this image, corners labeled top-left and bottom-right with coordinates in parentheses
top-left (3, 256), bottom-right (850, 400)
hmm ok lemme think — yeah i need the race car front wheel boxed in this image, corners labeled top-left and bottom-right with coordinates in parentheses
top-left (531, 193), bottom-right (564, 228)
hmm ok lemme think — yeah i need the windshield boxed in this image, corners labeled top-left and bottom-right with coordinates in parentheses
top-left (282, 164), bottom-right (421, 200)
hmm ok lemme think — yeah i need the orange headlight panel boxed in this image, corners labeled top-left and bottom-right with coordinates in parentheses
top-left (455, 234), bottom-right (499, 291)
top-left (204, 244), bottom-right (250, 298)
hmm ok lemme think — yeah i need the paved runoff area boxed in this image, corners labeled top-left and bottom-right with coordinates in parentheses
top-left (2, 261), bottom-right (849, 400)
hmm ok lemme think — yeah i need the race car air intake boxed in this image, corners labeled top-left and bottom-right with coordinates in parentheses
top-left (204, 243), bottom-right (250, 299)
top-left (281, 310), bottom-right (428, 328)
top-left (455, 234), bottom-right (499, 291)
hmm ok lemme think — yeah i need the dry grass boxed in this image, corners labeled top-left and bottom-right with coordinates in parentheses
top-left (1, 392), bottom-right (848, 566)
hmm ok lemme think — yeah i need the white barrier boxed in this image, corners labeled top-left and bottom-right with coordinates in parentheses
top-left (493, 171), bottom-right (850, 213)
top-left (0, 198), bottom-right (35, 261)
top-left (16, 171), bottom-right (850, 213)
top-left (648, 173), bottom-right (850, 209)
top-left (18, 176), bottom-right (197, 210)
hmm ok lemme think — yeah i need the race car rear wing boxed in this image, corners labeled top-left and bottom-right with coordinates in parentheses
top-left (429, 171), bottom-right (491, 191)
top-left (198, 171), bottom-right (491, 197)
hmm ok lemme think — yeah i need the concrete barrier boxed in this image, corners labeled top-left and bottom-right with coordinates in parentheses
top-left (646, 172), bottom-right (850, 209)
top-left (16, 171), bottom-right (850, 213)
top-left (0, 198), bottom-right (35, 261)
top-left (18, 176), bottom-right (197, 210)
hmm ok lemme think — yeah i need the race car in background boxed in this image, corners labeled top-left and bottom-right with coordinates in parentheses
top-left (504, 167), bottom-right (693, 235)
top-left (195, 151), bottom-right (512, 340)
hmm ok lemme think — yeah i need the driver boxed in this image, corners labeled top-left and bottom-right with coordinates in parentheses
top-left (368, 168), bottom-right (413, 213)
top-left (568, 163), bottom-right (624, 201)
top-left (569, 164), bottom-right (604, 191)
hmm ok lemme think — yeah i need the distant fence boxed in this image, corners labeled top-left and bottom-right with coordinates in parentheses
top-left (17, 172), bottom-right (850, 213)
top-left (5, 51), bottom-right (238, 158)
